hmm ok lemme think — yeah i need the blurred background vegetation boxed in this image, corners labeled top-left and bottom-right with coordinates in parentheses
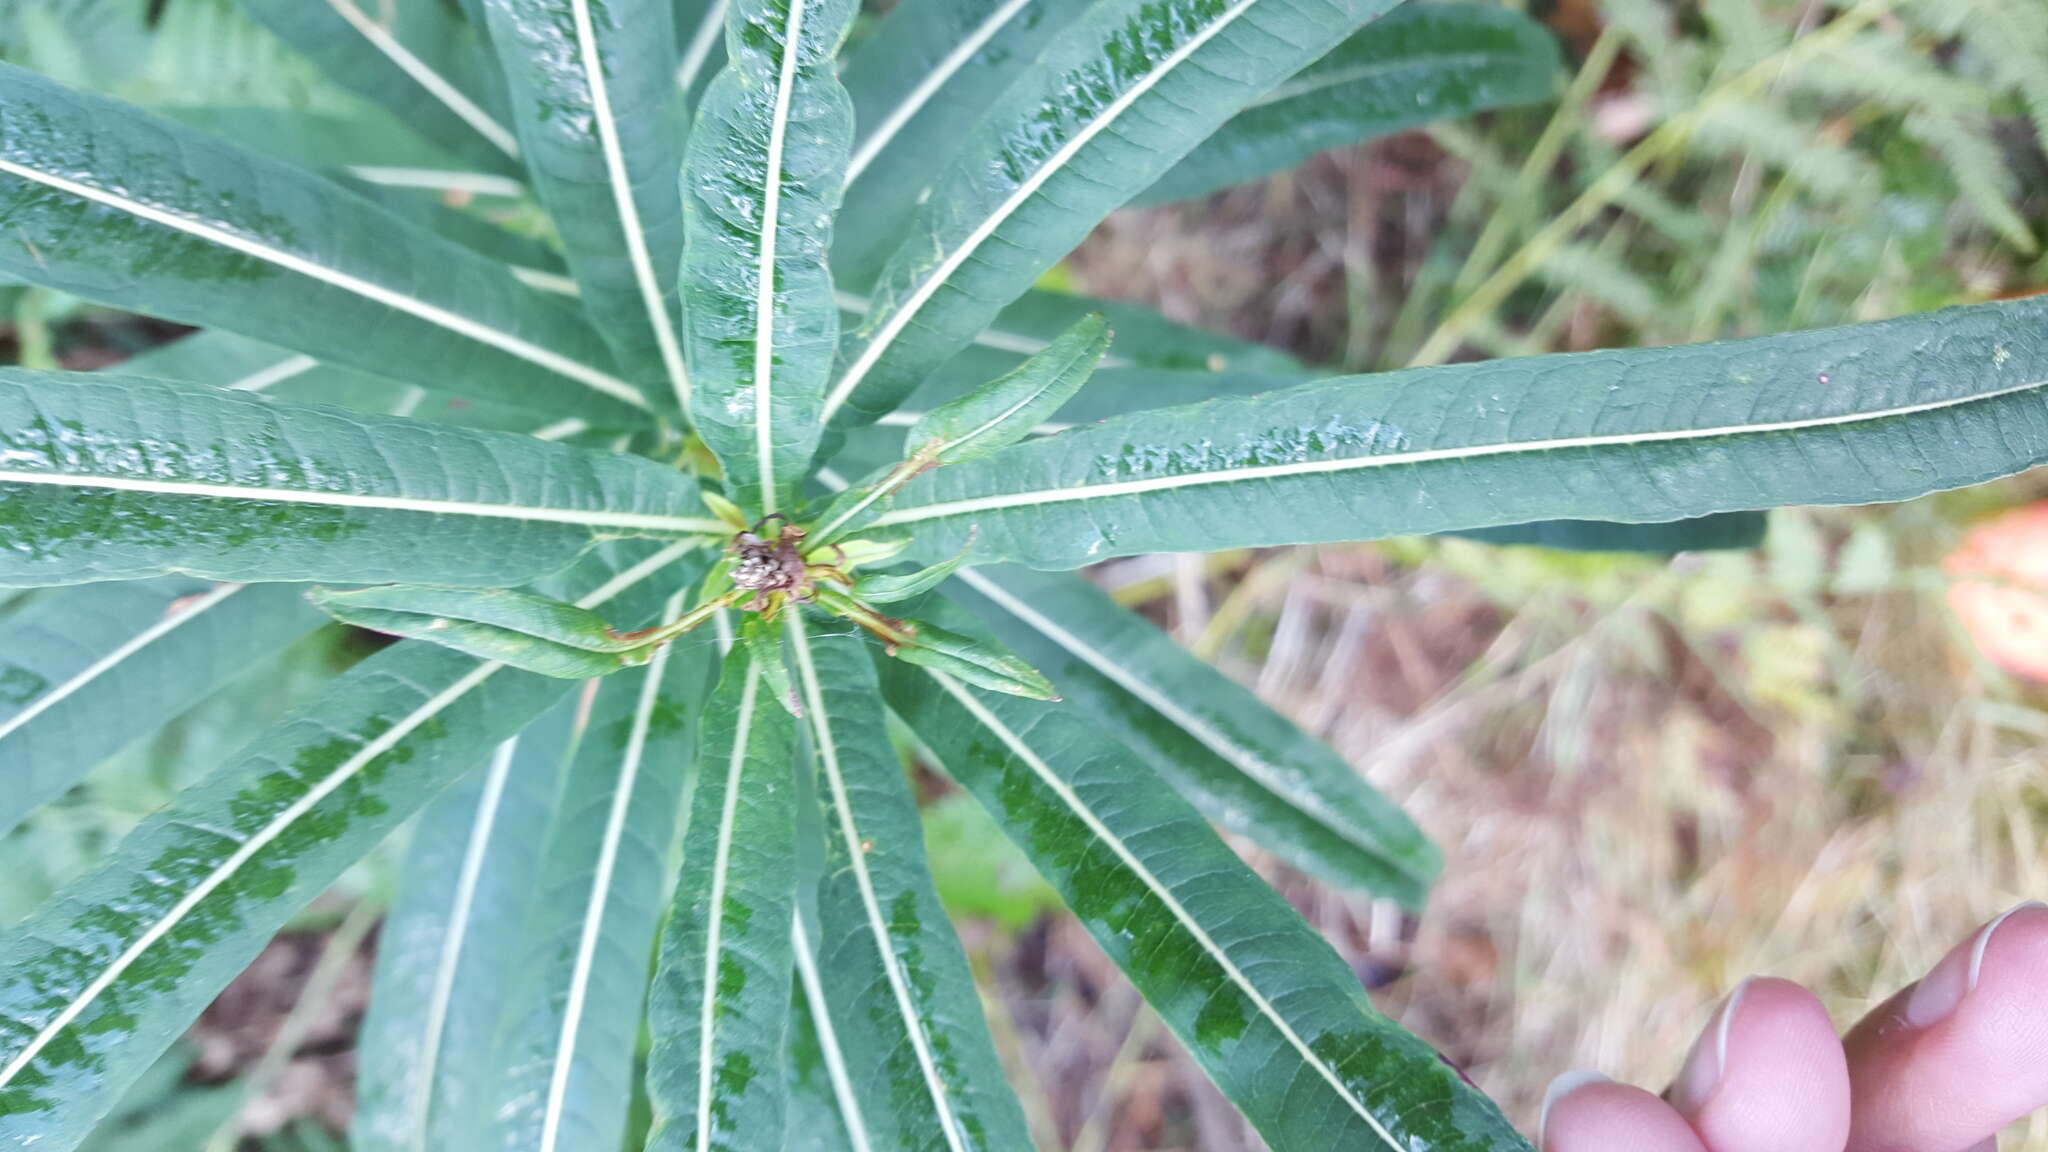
top-left (5, 0), bottom-right (2048, 1147)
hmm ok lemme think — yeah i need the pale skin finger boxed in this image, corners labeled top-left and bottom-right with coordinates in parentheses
top-left (1844, 902), bottom-right (2048, 1152)
top-left (1666, 977), bottom-right (1851, 1152)
top-left (1541, 978), bottom-right (1850, 1152)
top-left (1541, 1076), bottom-right (1707, 1152)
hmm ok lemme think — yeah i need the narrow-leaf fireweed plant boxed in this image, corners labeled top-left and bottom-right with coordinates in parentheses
top-left (0, 1), bottom-right (2042, 1149)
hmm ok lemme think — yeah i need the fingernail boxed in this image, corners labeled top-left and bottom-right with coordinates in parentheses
top-left (1539, 1070), bottom-right (1611, 1145)
top-left (1670, 979), bottom-right (1752, 1113)
top-left (1906, 901), bottom-right (2048, 1027)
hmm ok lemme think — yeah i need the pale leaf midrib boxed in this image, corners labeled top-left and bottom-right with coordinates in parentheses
top-left (676, 0), bottom-right (729, 93)
top-left (876, 375), bottom-right (2048, 527)
top-left (925, 671), bottom-right (1405, 1150)
top-left (407, 736), bottom-right (521, 1148)
top-left (750, 0), bottom-right (812, 513)
top-left (790, 912), bottom-right (875, 1152)
top-left (538, 591), bottom-right (687, 1152)
top-left (327, 0), bottom-right (522, 158)
top-left (0, 582), bottom-right (243, 745)
top-left (0, 158), bottom-right (646, 409)
top-left (0, 661), bottom-right (507, 1091)
top-left (1250, 49), bottom-right (1513, 108)
top-left (0, 548), bottom-right (688, 1094)
top-left (568, 0), bottom-right (691, 409)
top-left (841, 0), bottom-right (1033, 187)
top-left (787, 613), bottom-right (969, 1152)
top-left (695, 663), bottom-right (760, 1152)
top-left (954, 568), bottom-right (1421, 881)
top-left (818, 0), bottom-right (1265, 423)
top-left (0, 468), bottom-right (723, 536)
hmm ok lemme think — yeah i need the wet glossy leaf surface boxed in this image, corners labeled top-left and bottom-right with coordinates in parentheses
top-left (354, 701), bottom-right (578, 1152)
top-left (825, 0), bottom-right (1401, 426)
top-left (680, 0), bottom-right (856, 511)
top-left (485, 624), bottom-right (715, 1152)
top-left (0, 642), bottom-right (576, 1147)
top-left (0, 371), bottom-right (711, 587)
top-left (483, 0), bottom-right (692, 407)
top-left (882, 296), bottom-right (2048, 567)
top-left (0, 65), bottom-right (641, 419)
top-left (645, 650), bottom-right (800, 1152)
top-left (788, 618), bottom-right (1036, 1152)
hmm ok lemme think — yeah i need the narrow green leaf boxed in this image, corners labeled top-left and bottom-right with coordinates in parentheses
top-left (882, 665), bottom-right (1531, 1152)
top-left (818, 0), bottom-right (1401, 428)
top-left (784, 614), bottom-right (1036, 1152)
top-left (948, 567), bottom-right (1436, 902)
top-left (0, 579), bottom-right (324, 836)
top-left (885, 619), bottom-right (1057, 702)
top-left (236, 0), bottom-right (520, 172)
top-left (0, 371), bottom-right (719, 587)
top-left (0, 647), bottom-right (568, 1149)
top-left (309, 585), bottom-right (661, 678)
top-left (904, 315), bottom-right (1110, 466)
top-left (116, 330), bottom-right (590, 437)
top-left (1450, 512), bottom-right (1767, 553)
top-left (675, 0), bottom-right (729, 104)
top-left (1138, 4), bottom-right (1562, 204)
top-left (878, 296), bottom-right (2048, 567)
top-left (159, 105), bottom-right (466, 175)
top-left (645, 652), bottom-right (800, 1152)
top-left (488, 608), bottom-right (716, 1152)
top-left (353, 704), bottom-right (577, 1152)
top-left (852, 547), bottom-right (970, 606)
top-left (0, 545), bottom-right (686, 1151)
top-left (0, 65), bottom-right (644, 416)
top-left (831, 0), bottom-right (1095, 288)
top-left (680, 0), bottom-right (857, 513)
top-left (482, 0), bottom-right (693, 410)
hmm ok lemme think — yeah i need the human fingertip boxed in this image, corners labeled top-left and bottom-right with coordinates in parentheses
top-left (1906, 901), bottom-right (2048, 1027)
top-left (1540, 1070), bottom-right (1611, 1145)
top-left (1668, 978), bottom-right (1751, 1113)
